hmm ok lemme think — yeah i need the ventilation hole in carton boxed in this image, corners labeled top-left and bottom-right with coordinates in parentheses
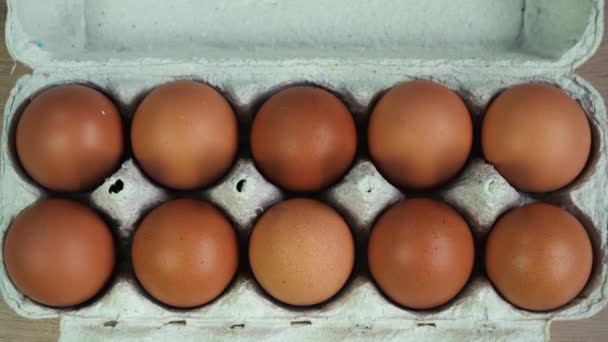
top-left (236, 179), bottom-right (247, 193)
top-left (230, 323), bottom-right (246, 329)
top-left (164, 320), bottom-right (187, 326)
top-left (103, 320), bottom-right (119, 328)
top-left (290, 320), bottom-right (312, 327)
top-left (108, 179), bottom-right (124, 194)
top-left (416, 322), bottom-right (436, 328)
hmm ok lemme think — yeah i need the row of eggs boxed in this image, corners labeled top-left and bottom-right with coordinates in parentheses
top-left (4, 79), bottom-right (594, 315)
top-left (4, 196), bottom-right (592, 312)
top-left (14, 80), bottom-right (591, 194)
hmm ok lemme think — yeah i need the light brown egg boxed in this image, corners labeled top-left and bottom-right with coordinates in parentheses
top-left (16, 84), bottom-right (123, 192)
top-left (485, 203), bottom-right (592, 311)
top-left (249, 198), bottom-right (354, 306)
top-left (131, 199), bottom-right (239, 308)
top-left (3, 199), bottom-right (115, 307)
top-left (368, 80), bottom-right (472, 190)
top-left (251, 86), bottom-right (357, 192)
top-left (368, 198), bottom-right (474, 310)
top-left (482, 83), bottom-right (591, 192)
top-left (131, 80), bottom-right (238, 190)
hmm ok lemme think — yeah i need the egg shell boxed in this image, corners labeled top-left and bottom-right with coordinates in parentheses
top-left (249, 198), bottom-right (355, 306)
top-left (131, 80), bottom-right (238, 190)
top-left (482, 83), bottom-right (591, 193)
top-left (131, 199), bottom-right (239, 308)
top-left (251, 86), bottom-right (357, 192)
top-left (368, 80), bottom-right (473, 190)
top-left (368, 198), bottom-right (475, 310)
top-left (3, 199), bottom-right (116, 308)
top-left (485, 203), bottom-right (593, 311)
top-left (16, 84), bottom-right (124, 192)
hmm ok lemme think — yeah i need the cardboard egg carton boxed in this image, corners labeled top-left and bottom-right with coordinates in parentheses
top-left (1, 1), bottom-right (606, 341)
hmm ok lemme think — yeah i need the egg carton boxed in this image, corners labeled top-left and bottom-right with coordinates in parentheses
top-left (1, 0), bottom-right (607, 341)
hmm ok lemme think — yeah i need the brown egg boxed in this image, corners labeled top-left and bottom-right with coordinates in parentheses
top-left (3, 199), bottom-right (115, 307)
top-left (251, 86), bottom-right (357, 192)
top-left (482, 83), bottom-right (591, 192)
top-left (249, 198), bottom-right (354, 306)
top-left (16, 84), bottom-right (123, 192)
top-left (485, 203), bottom-right (592, 311)
top-left (131, 199), bottom-right (238, 308)
top-left (131, 80), bottom-right (238, 190)
top-left (368, 80), bottom-right (472, 190)
top-left (368, 198), bottom-right (474, 309)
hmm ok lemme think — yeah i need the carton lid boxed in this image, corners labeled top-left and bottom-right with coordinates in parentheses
top-left (6, 0), bottom-right (603, 72)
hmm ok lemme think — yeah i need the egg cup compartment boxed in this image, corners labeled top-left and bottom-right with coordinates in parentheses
top-left (0, 70), bottom-right (606, 342)
top-left (2, 0), bottom-right (606, 340)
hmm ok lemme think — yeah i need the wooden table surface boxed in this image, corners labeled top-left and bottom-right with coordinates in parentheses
top-left (1, 2), bottom-right (608, 341)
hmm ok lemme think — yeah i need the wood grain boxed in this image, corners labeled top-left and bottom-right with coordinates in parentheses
top-left (0, 2), bottom-right (607, 341)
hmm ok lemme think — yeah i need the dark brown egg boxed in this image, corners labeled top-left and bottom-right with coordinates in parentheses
top-left (482, 83), bottom-right (591, 192)
top-left (131, 199), bottom-right (239, 308)
top-left (251, 86), bottom-right (357, 192)
top-left (3, 199), bottom-right (115, 307)
top-left (16, 84), bottom-right (123, 192)
top-left (368, 80), bottom-right (472, 190)
top-left (131, 80), bottom-right (238, 190)
top-left (368, 198), bottom-right (474, 309)
top-left (249, 198), bottom-right (354, 306)
top-left (485, 203), bottom-right (592, 311)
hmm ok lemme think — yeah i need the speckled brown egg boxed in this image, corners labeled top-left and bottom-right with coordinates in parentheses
top-left (485, 203), bottom-right (592, 311)
top-left (368, 198), bottom-right (474, 310)
top-left (131, 199), bottom-right (239, 308)
top-left (482, 83), bottom-right (591, 192)
top-left (16, 84), bottom-right (123, 192)
top-left (249, 198), bottom-right (354, 306)
top-left (368, 80), bottom-right (473, 190)
top-left (251, 86), bottom-right (357, 192)
top-left (131, 80), bottom-right (238, 190)
top-left (3, 199), bottom-right (115, 307)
